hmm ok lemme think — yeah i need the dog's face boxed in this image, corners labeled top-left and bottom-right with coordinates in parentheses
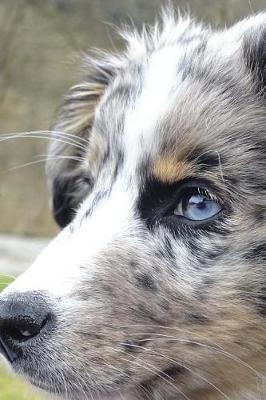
top-left (1, 11), bottom-right (266, 400)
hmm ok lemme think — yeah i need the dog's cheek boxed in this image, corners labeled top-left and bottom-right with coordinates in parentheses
top-left (38, 240), bottom-right (266, 393)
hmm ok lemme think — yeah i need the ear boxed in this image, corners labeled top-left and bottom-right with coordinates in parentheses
top-left (240, 13), bottom-right (266, 96)
top-left (47, 56), bottom-right (118, 228)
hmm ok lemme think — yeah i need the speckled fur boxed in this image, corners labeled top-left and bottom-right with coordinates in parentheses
top-left (2, 9), bottom-right (266, 400)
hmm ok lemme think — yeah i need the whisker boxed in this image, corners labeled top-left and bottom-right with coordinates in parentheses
top-left (39, 153), bottom-right (84, 160)
top-left (1, 155), bottom-right (84, 174)
top-left (117, 343), bottom-right (232, 400)
top-left (0, 134), bottom-right (86, 151)
top-left (117, 324), bottom-right (264, 379)
top-left (106, 345), bottom-right (192, 400)
top-left (117, 354), bottom-right (193, 400)
top-left (0, 130), bottom-right (90, 145)
top-left (0, 133), bottom-right (87, 152)
top-left (0, 131), bottom-right (81, 145)
top-left (143, 334), bottom-right (264, 379)
top-left (100, 360), bottom-right (153, 400)
top-left (177, 336), bottom-right (260, 379)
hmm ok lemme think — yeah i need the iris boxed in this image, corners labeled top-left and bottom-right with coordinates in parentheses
top-left (174, 190), bottom-right (222, 221)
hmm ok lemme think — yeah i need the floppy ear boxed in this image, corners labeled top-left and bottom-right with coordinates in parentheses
top-left (47, 57), bottom-right (117, 228)
top-left (241, 13), bottom-right (266, 97)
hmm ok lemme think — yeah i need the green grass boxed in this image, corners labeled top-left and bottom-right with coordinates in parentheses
top-left (0, 366), bottom-right (40, 400)
top-left (0, 275), bottom-right (41, 400)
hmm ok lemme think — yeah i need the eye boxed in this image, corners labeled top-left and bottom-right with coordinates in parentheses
top-left (174, 188), bottom-right (222, 222)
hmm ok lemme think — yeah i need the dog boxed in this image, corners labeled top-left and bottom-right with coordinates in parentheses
top-left (0, 8), bottom-right (266, 400)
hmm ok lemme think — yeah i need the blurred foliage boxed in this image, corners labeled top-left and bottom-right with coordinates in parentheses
top-left (0, 365), bottom-right (40, 400)
top-left (0, 0), bottom-right (265, 236)
top-left (0, 275), bottom-right (13, 291)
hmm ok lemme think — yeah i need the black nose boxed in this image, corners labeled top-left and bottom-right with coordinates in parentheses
top-left (0, 292), bottom-right (51, 363)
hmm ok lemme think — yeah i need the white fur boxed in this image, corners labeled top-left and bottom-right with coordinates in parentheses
top-left (3, 178), bottom-right (136, 298)
top-left (124, 45), bottom-right (182, 170)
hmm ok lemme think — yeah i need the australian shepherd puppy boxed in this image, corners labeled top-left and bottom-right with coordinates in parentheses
top-left (0, 8), bottom-right (266, 400)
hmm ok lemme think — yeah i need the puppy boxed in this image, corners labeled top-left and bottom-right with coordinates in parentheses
top-left (0, 9), bottom-right (266, 400)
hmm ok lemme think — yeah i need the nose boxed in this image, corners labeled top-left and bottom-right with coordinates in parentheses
top-left (0, 292), bottom-right (52, 363)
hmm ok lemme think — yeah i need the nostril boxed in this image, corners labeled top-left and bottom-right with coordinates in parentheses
top-left (1, 315), bottom-right (49, 342)
top-left (0, 292), bottom-right (54, 363)
top-left (0, 316), bottom-right (49, 364)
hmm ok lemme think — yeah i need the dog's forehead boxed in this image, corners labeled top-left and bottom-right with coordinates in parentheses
top-left (91, 36), bottom-right (249, 180)
top-left (85, 14), bottom-right (266, 199)
top-left (93, 42), bottom-right (204, 172)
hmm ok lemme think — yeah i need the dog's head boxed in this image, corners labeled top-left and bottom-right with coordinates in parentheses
top-left (1, 11), bottom-right (266, 400)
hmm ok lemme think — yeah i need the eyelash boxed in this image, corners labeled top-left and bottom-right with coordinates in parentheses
top-left (177, 186), bottom-right (218, 203)
top-left (171, 182), bottom-right (223, 210)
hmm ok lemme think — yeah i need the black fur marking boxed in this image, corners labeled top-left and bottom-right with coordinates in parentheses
top-left (121, 339), bottom-right (148, 353)
top-left (53, 177), bottom-right (75, 228)
top-left (53, 173), bottom-right (93, 228)
top-left (245, 243), bottom-right (266, 263)
top-left (239, 279), bottom-right (266, 317)
top-left (160, 300), bottom-right (170, 310)
top-left (195, 277), bottom-right (215, 302)
top-left (162, 366), bottom-right (186, 378)
top-left (137, 177), bottom-right (181, 230)
top-left (202, 277), bottom-right (214, 287)
top-left (187, 237), bottom-right (229, 268)
top-left (82, 154), bottom-right (123, 220)
top-left (88, 62), bottom-right (116, 86)
top-left (184, 313), bottom-right (209, 324)
top-left (244, 29), bottom-right (266, 96)
top-left (163, 237), bottom-right (176, 260)
top-left (137, 304), bottom-right (167, 324)
top-left (129, 260), bottom-right (138, 269)
top-left (187, 147), bottom-right (223, 170)
top-left (253, 206), bottom-right (266, 225)
top-left (135, 273), bottom-right (157, 291)
top-left (113, 371), bottom-right (131, 385)
top-left (109, 150), bottom-right (124, 184)
top-left (140, 366), bottom-right (185, 395)
top-left (83, 190), bottom-right (110, 220)
top-left (258, 289), bottom-right (266, 317)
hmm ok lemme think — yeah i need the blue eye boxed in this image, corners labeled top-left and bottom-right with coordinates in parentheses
top-left (174, 189), bottom-right (222, 221)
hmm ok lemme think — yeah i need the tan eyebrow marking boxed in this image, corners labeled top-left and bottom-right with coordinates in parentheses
top-left (152, 158), bottom-right (194, 183)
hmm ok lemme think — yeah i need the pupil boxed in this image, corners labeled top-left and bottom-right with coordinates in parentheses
top-left (188, 195), bottom-right (206, 210)
top-left (195, 200), bottom-right (206, 209)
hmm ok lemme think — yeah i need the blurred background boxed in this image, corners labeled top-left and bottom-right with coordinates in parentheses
top-left (0, 1), bottom-right (265, 399)
top-left (1, 0), bottom-right (266, 238)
